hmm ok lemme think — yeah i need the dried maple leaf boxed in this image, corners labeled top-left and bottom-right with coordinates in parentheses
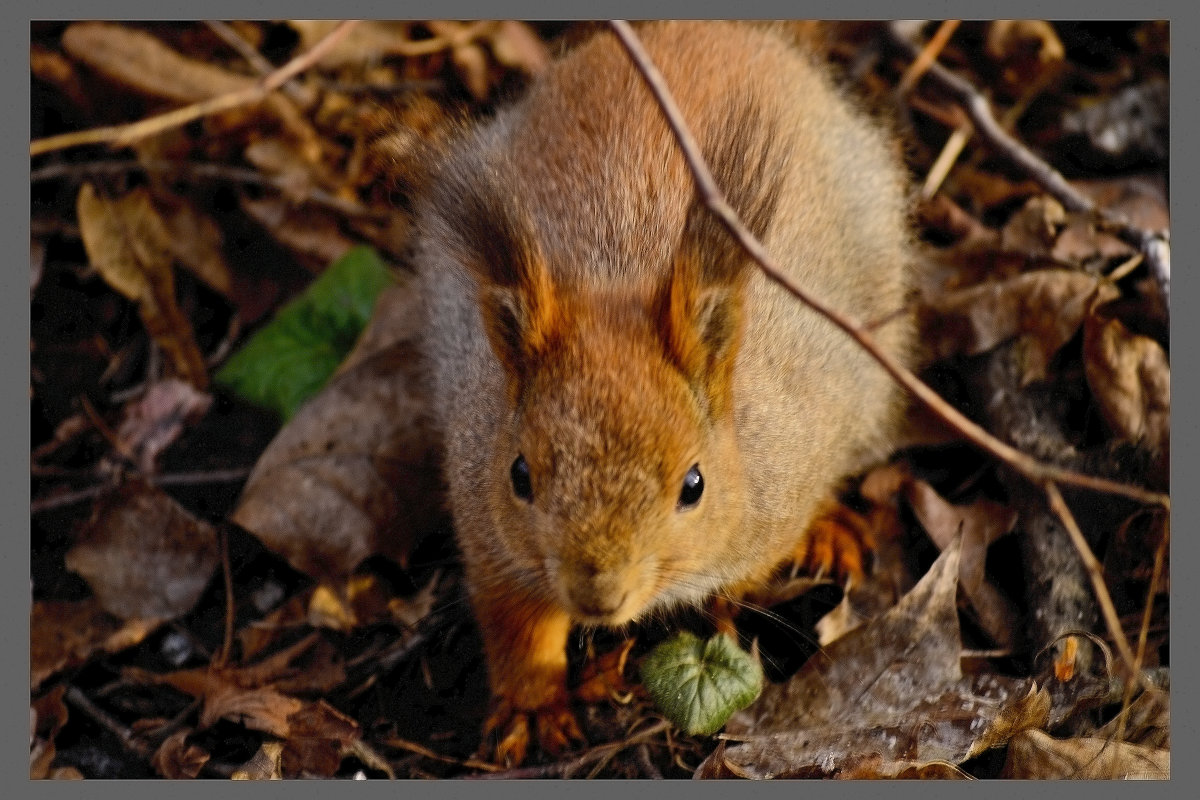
top-left (75, 183), bottom-right (208, 388)
top-left (64, 481), bottom-right (218, 621)
top-left (233, 282), bottom-right (444, 580)
top-left (1004, 729), bottom-right (1169, 779)
top-left (1083, 311), bottom-right (1170, 462)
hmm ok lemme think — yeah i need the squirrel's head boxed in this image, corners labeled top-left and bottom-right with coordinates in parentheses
top-left (461, 199), bottom-right (757, 625)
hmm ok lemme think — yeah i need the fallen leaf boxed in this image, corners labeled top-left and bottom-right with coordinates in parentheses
top-left (154, 194), bottom-right (233, 297)
top-left (705, 540), bottom-right (1054, 776)
top-left (1004, 729), bottom-right (1169, 779)
top-left (64, 481), bottom-right (218, 621)
top-left (489, 21), bottom-right (550, 75)
top-left (924, 268), bottom-right (1120, 384)
top-left (114, 378), bottom-right (212, 474)
top-left (1083, 311), bottom-right (1170, 458)
top-left (62, 22), bottom-right (254, 104)
top-left (1095, 687), bottom-right (1169, 749)
top-left (280, 701), bottom-right (361, 778)
top-left (640, 632), bottom-right (763, 736)
top-left (239, 194), bottom-right (356, 273)
top-left (232, 280), bottom-right (445, 580)
top-left (200, 684), bottom-right (304, 737)
top-left (76, 183), bottom-right (208, 388)
top-left (985, 20), bottom-right (1065, 87)
top-left (151, 730), bottom-right (209, 779)
top-left (999, 195), bottom-right (1066, 258)
top-left (904, 479), bottom-right (1018, 647)
top-left (731, 537), bottom-right (964, 736)
top-left (30, 685), bottom-right (69, 779)
top-left (232, 741), bottom-right (284, 780)
top-left (30, 598), bottom-right (161, 690)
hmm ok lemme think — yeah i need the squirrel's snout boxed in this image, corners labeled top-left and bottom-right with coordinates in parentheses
top-left (560, 561), bottom-right (639, 624)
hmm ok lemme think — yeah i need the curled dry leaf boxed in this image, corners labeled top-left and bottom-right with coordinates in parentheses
top-left (1003, 729), bottom-right (1169, 779)
top-left (154, 194), bottom-right (233, 297)
top-left (151, 729), bottom-right (210, 779)
top-left (30, 598), bottom-right (161, 690)
top-left (64, 480), bottom-right (218, 621)
top-left (706, 540), bottom-right (1057, 778)
top-left (1083, 311), bottom-right (1170, 461)
top-left (239, 194), bottom-right (356, 272)
top-left (985, 20), bottom-right (1065, 86)
top-left (999, 195), bottom-right (1066, 258)
top-left (904, 479), bottom-right (1019, 647)
top-left (233, 281), bottom-right (445, 581)
top-left (280, 701), bottom-right (362, 778)
top-left (232, 741), bottom-right (285, 780)
top-left (924, 268), bottom-right (1120, 385)
top-left (76, 183), bottom-right (208, 388)
top-left (114, 378), bottom-right (213, 474)
top-left (62, 22), bottom-right (254, 104)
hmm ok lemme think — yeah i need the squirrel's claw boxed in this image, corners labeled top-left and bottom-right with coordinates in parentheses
top-left (795, 500), bottom-right (876, 585)
top-left (480, 698), bottom-right (585, 767)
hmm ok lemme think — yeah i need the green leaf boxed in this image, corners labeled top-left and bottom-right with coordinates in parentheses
top-left (640, 631), bottom-right (763, 736)
top-left (215, 246), bottom-right (393, 420)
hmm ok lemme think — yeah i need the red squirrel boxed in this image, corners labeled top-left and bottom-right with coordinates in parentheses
top-left (410, 21), bottom-right (915, 764)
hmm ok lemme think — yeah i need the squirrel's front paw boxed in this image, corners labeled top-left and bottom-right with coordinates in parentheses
top-left (794, 499), bottom-right (876, 584)
top-left (480, 697), bottom-right (585, 767)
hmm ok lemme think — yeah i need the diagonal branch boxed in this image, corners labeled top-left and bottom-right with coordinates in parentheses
top-left (608, 20), bottom-right (1156, 680)
top-left (30, 20), bottom-right (360, 158)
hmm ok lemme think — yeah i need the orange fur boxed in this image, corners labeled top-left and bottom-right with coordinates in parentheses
top-left (411, 21), bottom-right (917, 764)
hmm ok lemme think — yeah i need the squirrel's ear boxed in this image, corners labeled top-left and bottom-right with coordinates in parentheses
top-left (477, 257), bottom-right (560, 385)
top-left (657, 242), bottom-right (745, 417)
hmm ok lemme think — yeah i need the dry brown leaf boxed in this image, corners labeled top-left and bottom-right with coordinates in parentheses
top-left (389, 571), bottom-right (440, 630)
top-left (154, 194), bottom-right (233, 297)
top-left (729, 538), bottom-right (964, 736)
top-left (1083, 311), bottom-right (1170, 459)
top-left (233, 282), bottom-right (445, 580)
top-left (64, 481), bottom-right (218, 620)
top-left (62, 22), bottom-right (254, 104)
top-left (232, 741), bottom-right (285, 779)
top-left (76, 183), bottom-right (208, 388)
top-left (30, 598), bottom-right (161, 690)
top-left (707, 540), bottom-right (1058, 777)
top-left (451, 41), bottom-right (491, 99)
top-left (1095, 687), bottom-right (1169, 749)
top-left (200, 684), bottom-right (305, 737)
top-left (30, 685), bottom-right (69, 779)
top-left (114, 378), bottom-right (212, 474)
top-left (576, 638), bottom-right (637, 704)
top-left (925, 268), bottom-right (1120, 385)
top-left (280, 701), bottom-right (361, 778)
top-left (288, 20), bottom-right (447, 68)
top-left (904, 479), bottom-right (1018, 647)
top-left (239, 194), bottom-right (356, 272)
top-left (307, 583), bottom-right (360, 631)
top-left (985, 20), bottom-right (1065, 86)
top-left (151, 729), bottom-right (210, 779)
top-left (489, 21), bottom-right (550, 75)
top-left (1004, 729), bottom-right (1169, 779)
top-left (999, 195), bottom-right (1066, 258)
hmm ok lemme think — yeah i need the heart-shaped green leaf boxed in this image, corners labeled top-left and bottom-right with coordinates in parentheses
top-left (640, 631), bottom-right (763, 736)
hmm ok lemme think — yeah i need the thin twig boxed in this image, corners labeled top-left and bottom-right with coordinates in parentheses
top-left (30, 21), bottom-right (360, 157)
top-left (465, 720), bottom-right (672, 779)
top-left (64, 685), bottom-right (152, 761)
top-left (607, 22), bottom-right (1166, 509)
top-left (897, 20), bottom-right (961, 95)
top-left (31, 158), bottom-right (380, 218)
top-left (31, 467), bottom-right (253, 514)
top-left (214, 526), bottom-right (235, 670)
top-left (608, 20), bottom-right (1161, 684)
top-left (1041, 482), bottom-right (1139, 679)
top-left (885, 21), bottom-right (1170, 308)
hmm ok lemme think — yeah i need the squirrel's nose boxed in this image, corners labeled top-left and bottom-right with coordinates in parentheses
top-left (562, 563), bottom-right (632, 620)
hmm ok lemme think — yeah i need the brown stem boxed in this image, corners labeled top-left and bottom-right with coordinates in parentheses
top-left (608, 19), bottom-right (1162, 683)
top-left (30, 21), bottom-right (360, 157)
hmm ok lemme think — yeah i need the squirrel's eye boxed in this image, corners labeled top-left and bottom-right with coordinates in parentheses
top-left (677, 463), bottom-right (704, 510)
top-left (510, 455), bottom-right (533, 502)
